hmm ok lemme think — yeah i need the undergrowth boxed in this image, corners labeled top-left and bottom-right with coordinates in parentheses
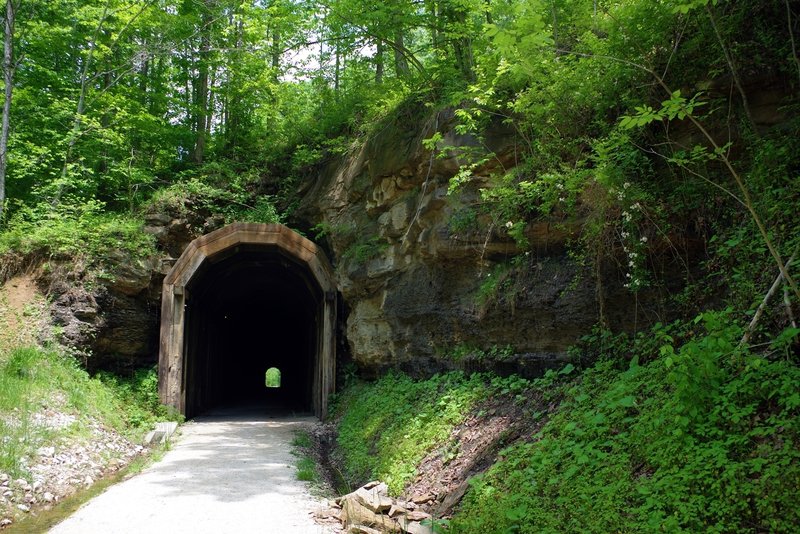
top-left (0, 200), bottom-right (155, 264)
top-left (333, 371), bottom-right (534, 495)
top-left (331, 311), bottom-right (799, 532)
top-left (451, 313), bottom-right (800, 533)
top-left (0, 347), bottom-right (179, 478)
top-left (291, 431), bottom-right (320, 484)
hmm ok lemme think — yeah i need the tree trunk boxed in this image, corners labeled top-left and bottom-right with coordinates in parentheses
top-left (193, 11), bottom-right (211, 165)
top-left (271, 23), bottom-right (281, 83)
top-left (0, 0), bottom-right (14, 224)
top-left (139, 44), bottom-right (149, 107)
top-left (425, 0), bottom-right (440, 52)
top-left (393, 31), bottom-right (410, 78)
top-left (55, 2), bottom-right (110, 205)
top-left (334, 41), bottom-right (341, 92)
top-left (375, 38), bottom-right (384, 83)
top-left (707, 4), bottom-right (758, 136)
top-left (445, 3), bottom-right (475, 81)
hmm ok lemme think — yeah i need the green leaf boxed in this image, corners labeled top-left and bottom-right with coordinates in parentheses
top-left (617, 396), bottom-right (636, 408)
top-left (559, 363), bottom-right (575, 375)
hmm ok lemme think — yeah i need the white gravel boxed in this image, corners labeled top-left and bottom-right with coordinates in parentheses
top-left (49, 409), bottom-right (336, 534)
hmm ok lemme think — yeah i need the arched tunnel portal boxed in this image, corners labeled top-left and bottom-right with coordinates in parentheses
top-left (158, 224), bottom-right (336, 419)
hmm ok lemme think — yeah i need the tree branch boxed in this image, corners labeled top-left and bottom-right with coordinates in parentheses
top-left (741, 247), bottom-right (798, 346)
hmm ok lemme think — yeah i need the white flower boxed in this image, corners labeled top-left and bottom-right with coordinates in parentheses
top-left (631, 202), bottom-right (641, 211)
top-left (629, 261), bottom-right (635, 267)
top-left (559, 196), bottom-right (565, 202)
top-left (505, 221), bottom-right (513, 229)
top-left (623, 182), bottom-right (631, 189)
top-left (626, 273), bottom-right (632, 278)
top-left (556, 183), bottom-right (564, 190)
top-left (621, 231), bottom-right (629, 238)
top-left (640, 236), bottom-right (648, 243)
top-left (629, 252), bottom-right (638, 258)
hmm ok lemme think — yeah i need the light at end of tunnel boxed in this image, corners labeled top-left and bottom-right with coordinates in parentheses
top-left (265, 367), bottom-right (281, 388)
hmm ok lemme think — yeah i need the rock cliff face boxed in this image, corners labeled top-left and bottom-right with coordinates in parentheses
top-left (44, 255), bottom-right (163, 371)
top-left (294, 109), bottom-right (678, 376)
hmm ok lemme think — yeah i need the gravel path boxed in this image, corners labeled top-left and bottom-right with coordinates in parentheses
top-left (49, 408), bottom-right (335, 534)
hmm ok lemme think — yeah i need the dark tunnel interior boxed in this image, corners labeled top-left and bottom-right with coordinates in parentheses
top-left (182, 246), bottom-right (321, 417)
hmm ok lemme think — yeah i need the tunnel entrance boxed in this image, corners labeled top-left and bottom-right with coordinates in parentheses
top-left (158, 224), bottom-right (336, 419)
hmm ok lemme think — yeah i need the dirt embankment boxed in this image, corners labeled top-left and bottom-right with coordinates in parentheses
top-left (310, 388), bottom-right (560, 532)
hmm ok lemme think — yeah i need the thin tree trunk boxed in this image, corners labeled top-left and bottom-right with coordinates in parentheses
top-left (425, 0), bottom-right (440, 52)
top-left (334, 41), bottom-right (340, 92)
top-left (447, 5), bottom-right (474, 81)
top-left (193, 10), bottom-right (211, 164)
top-left (0, 0), bottom-right (15, 224)
top-left (271, 25), bottom-right (281, 83)
top-left (393, 31), bottom-right (410, 78)
top-left (139, 44), bottom-right (149, 100)
top-left (375, 38), bottom-right (384, 83)
top-left (784, 285), bottom-right (797, 329)
top-left (741, 249), bottom-right (798, 346)
top-left (206, 65), bottom-right (215, 134)
top-left (56, 2), bottom-right (110, 204)
top-left (786, 0), bottom-right (800, 87)
top-left (707, 5), bottom-right (759, 136)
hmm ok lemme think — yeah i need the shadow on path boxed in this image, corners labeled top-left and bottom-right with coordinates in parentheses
top-left (49, 406), bottom-right (334, 534)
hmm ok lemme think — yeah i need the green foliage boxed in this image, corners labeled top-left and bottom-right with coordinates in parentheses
top-left (295, 456), bottom-right (318, 482)
top-left (341, 236), bottom-right (389, 265)
top-left (0, 348), bottom-right (177, 478)
top-left (333, 370), bottom-right (544, 495)
top-left (147, 166), bottom-right (285, 226)
top-left (292, 431), bottom-right (312, 449)
top-left (265, 367), bottom-right (281, 388)
top-left (334, 371), bottom-right (501, 495)
top-left (452, 315), bottom-right (800, 533)
top-left (291, 430), bottom-right (318, 483)
top-left (447, 205), bottom-right (480, 236)
top-left (474, 254), bottom-right (540, 310)
top-left (619, 91), bottom-right (707, 129)
top-left (0, 200), bottom-right (155, 263)
top-left (95, 367), bottom-right (183, 430)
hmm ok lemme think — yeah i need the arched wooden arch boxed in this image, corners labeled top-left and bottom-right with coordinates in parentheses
top-left (158, 223), bottom-right (336, 418)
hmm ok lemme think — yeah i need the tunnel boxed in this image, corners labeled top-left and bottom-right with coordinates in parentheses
top-left (158, 224), bottom-right (336, 419)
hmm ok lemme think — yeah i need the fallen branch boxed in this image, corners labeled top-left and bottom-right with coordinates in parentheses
top-left (741, 248), bottom-right (798, 346)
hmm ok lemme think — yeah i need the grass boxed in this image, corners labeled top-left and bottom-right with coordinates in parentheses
top-left (0, 346), bottom-right (179, 479)
top-left (291, 430), bottom-right (319, 483)
top-left (291, 431), bottom-right (313, 449)
top-left (296, 457), bottom-right (318, 482)
top-left (332, 371), bottom-right (531, 495)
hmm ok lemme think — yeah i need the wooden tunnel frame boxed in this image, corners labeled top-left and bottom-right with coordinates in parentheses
top-left (158, 223), bottom-right (337, 419)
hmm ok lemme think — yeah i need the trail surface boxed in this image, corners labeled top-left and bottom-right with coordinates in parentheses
top-left (50, 408), bottom-right (335, 534)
